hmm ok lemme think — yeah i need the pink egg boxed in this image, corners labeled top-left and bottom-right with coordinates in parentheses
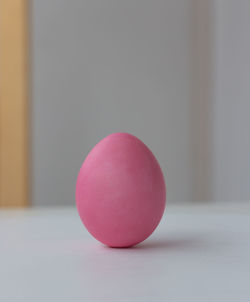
top-left (76, 133), bottom-right (166, 247)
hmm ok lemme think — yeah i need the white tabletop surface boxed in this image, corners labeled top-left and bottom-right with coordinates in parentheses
top-left (1, 202), bottom-right (250, 302)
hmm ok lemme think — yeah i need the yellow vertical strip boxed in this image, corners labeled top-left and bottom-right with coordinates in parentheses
top-left (0, 0), bottom-right (29, 207)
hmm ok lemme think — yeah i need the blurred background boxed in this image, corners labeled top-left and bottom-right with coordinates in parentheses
top-left (0, 0), bottom-right (250, 207)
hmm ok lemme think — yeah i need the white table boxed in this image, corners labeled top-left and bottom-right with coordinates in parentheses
top-left (1, 203), bottom-right (250, 302)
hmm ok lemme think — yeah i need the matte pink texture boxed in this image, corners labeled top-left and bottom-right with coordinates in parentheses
top-left (76, 133), bottom-right (166, 247)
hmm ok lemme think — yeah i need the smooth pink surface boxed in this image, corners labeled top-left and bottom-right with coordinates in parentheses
top-left (76, 133), bottom-right (166, 247)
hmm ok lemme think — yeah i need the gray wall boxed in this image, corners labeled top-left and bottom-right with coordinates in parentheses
top-left (32, 0), bottom-right (192, 205)
top-left (212, 0), bottom-right (250, 201)
top-left (32, 0), bottom-right (250, 205)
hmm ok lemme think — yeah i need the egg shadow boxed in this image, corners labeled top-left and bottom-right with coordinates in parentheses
top-left (104, 234), bottom-right (209, 252)
top-left (135, 236), bottom-right (204, 251)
